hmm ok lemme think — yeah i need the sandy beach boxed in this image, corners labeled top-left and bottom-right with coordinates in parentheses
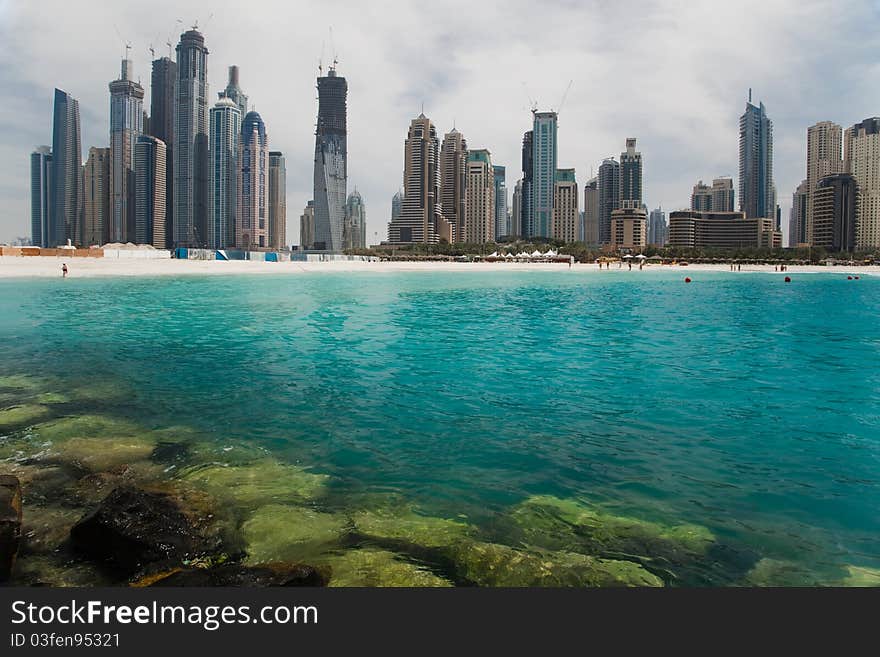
top-left (1, 255), bottom-right (879, 278)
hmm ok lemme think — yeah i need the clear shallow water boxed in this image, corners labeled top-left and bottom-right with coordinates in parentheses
top-left (1, 269), bottom-right (879, 584)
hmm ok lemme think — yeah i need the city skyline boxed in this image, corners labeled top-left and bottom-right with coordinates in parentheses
top-left (2, 2), bottom-right (880, 246)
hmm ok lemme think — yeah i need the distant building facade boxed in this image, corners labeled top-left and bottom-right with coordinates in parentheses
top-left (464, 149), bottom-right (495, 243)
top-left (845, 117), bottom-right (880, 249)
top-left (300, 200), bottom-right (315, 249)
top-left (388, 114), bottom-right (450, 244)
top-left (692, 178), bottom-right (734, 212)
top-left (619, 138), bottom-right (642, 209)
top-left (174, 29), bottom-right (210, 247)
top-left (669, 210), bottom-right (781, 249)
top-left (439, 129), bottom-right (467, 243)
top-left (208, 97), bottom-right (241, 248)
top-left (344, 189), bottom-right (366, 249)
top-left (551, 169), bottom-right (578, 243)
top-left (648, 207), bottom-right (668, 246)
top-left (805, 121), bottom-right (843, 244)
top-left (150, 56), bottom-right (177, 247)
top-left (134, 135), bottom-right (167, 247)
top-left (789, 180), bottom-right (809, 247)
top-left (268, 151), bottom-right (287, 250)
top-left (519, 130), bottom-right (534, 237)
top-left (83, 147), bottom-right (110, 246)
top-left (494, 165), bottom-right (508, 239)
top-left (583, 177), bottom-right (598, 245)
top-left (739, 93), bottom-right (775, 220)
top-left (812, 173), bottom-right (858, 252)
top-left (597, 158), bottom-right (620, 245)
top-left (237, 111), bottom-right (269, 249)
top-left (51, 88), bottom-right (83, 246)
top-left (610, 208), bottom-right (647, 250)
top-left (30, 146), bottom-right (52, 248)
top-left (109, 58), bottom-right (144, 243)
top-left (532, 112), bottom-right (558, 238)
top-left (313, 65), bottom-right (347, 251)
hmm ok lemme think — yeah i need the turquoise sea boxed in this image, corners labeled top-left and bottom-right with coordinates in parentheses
top-left (1, 269), bottom-right (879, 586)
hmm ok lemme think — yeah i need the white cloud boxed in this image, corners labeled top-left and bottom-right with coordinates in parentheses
top-left (1, 0), bottom-right (878, 244)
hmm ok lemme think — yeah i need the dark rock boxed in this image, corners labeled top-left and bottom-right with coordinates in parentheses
top-left (145, 563), bottom-right (327, 587)
top-left (150, 441), bottom-right (191, 465)
top-left (0, 475), bottom-right (23, 582)
top-left (70, 485), bottom-right (205, 575)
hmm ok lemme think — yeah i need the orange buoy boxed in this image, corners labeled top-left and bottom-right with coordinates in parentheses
top-left (684, 277), bottom-right (691, 283)
top-left (784, 276), bottom-right (791, 283)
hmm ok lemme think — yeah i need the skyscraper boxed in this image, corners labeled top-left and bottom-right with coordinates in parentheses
top-left (532, 112), bottom-right (558, 238)
top-left (208, 96), bottom-right (241, 248)
top-left (51, 88), bottom-right (83, 246)
top-left (391, 190), bottom-right (403, 224)
top-left (691, 180), bottom-right (712, 211)
top-left (150, 56), bottom-right (177, 246)
top-left (300, 200), bottom-right (315, 249)
top-left (583, 177), bottom-right (598, 245)
top-left (388, 114), bottom-right (449, 244)
top-left (313, 64), bottom-right (347, 251)
top-left (134, 135), bottom-right (167, 247)
top-left (597, 158), bottom-right (620, 245)
top-left (812, 173), bottom-right (857, 253)
top-left (268, 151), bottom-right (287, 250)
top-left (493, 165), bottom-right (508, 239)
top-left (109, 57), bottom-right (144, 243)
top-left (83, 147), bottom-right (110, 246)
top-left (30, 146), bottom-right (52, 248)
top-left (619, 138), bottom-right (642, 209)
top-left (845, 117), bottom-right (880, 249)
top-left (804, 121), bottom-right (843, 245)
top-left (237, 111), bottom-right (269, 249)
top-left (463, 149), bottom-right (495, 243)
top-left (511, 180), bottom-right (523, 240)
top-left (174, 28), bottom-right (209, 247)
top-left (344, 189), bottom-right (366, 249)
top-left (220, 65), bottom-right (248, 116)
top-left (692, 178), bottom-right (734, 212)
top-left (551, 169), bottom-right (578, 243)
top-left (648, 207), bottom-right (668, 246)
top-left (520, 130), bottom-right (533, 237)
top-left (739, 92), bottom-right (775, 219)
top-left (439, 129), bottom-right (467, 243)
top-left (789, 180), bottom-right (809, 247)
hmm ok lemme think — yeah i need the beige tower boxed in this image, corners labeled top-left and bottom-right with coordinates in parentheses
top-left (440, 129), bottom-right (467, 243)
top-left (300, 201), bottom-right (315, 249)
top-left (552, 169), bottom-right (578, 243)
top-left (463, 149), bottom-right (495, 243)
top-left (845, 118), bottom-right (880, 249)
top-left (83, 147), bottom-right (110, 246)
top-left (805, 121), bottom-right (843, 244)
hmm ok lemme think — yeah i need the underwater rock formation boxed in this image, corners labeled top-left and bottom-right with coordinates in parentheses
top-left (0, 475), bottom-right (22, 581)
top-left (243, 505), bottom-right (349, 565)
top-left (321, 548), bottom-right (453, 587)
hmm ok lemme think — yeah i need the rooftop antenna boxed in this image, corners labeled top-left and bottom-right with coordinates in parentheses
top-left (749, 88), bottom-right (752, 104)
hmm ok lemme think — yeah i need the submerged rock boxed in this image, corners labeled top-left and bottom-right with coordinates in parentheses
top-left (352, 507), bottom-right (473, 550)
top-left (323, 548), bottom-right (453, 587)
top-left (1, 462), bottom-right (77, 505)
top-left (0, 475), bottom-right (22, 582)
top-left (54, 436), bottom-right (158, 473)
top-left (36, 392), bottom-right (70, 405)
top-left (507, 495), bottom-right (715, 562)
top-left (20, 504), bottom-right (82, 555)
top-left (180, 458), bottom-right (329, 507)
top-left (840, 565), bottom-right (880, 587)
top-left (0, 374), bottom-right (50, 395)
top-left (33, 414), bottom-right (144, 443)
top-left (741, 558), bottom-right (822, 587)
top-left (69, 485), bottom-right (207, 576)
top-left (447, 541), bottom-right (663, 587)
top-left (243, 505), bottom-right (349, 565)
top-left (10, 554), bottom-right (114, 587)
top-left (138, 562), bottom-right (327, 587)
top-left (0, 404), bottom-right (53, 433)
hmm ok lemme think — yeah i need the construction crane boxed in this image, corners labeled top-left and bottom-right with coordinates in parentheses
top-left (521, 82), bottom-right (538, 114)
top-left (556, 80), bottom-right (573, 114)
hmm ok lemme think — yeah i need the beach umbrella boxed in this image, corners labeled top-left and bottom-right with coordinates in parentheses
top-left (623, 254), bottom-right (634, 259)
top-left (635, 254), bottom-right (647, 259)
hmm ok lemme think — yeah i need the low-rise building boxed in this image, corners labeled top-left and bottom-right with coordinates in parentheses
top-left (668, 210), bottom-right (781, 249)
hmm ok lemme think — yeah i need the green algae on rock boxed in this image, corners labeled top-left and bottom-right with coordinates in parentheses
top-left (0, 404), bottom-right (53, 433)
top-left (840, 565), bottom-right (880, 587)
top-left (20, 505), bottom-right (82, 555)
top-left (507, 495), bottom-right (715, 559)
top-left (352, 507), bottom-right (473, 550)
top-left (322, 548), bottom-right (453, 587)
top-left (11, 554), bottom-right (115, 587)
top-left (741, 558), bottom-right (823, 587)
top-left (33, 414), bottom-right (144, 444)
top-left (180, 458), bottom-right (329, 508)
top-left (243, 505), bottom-right (349, 565)
top-left (54, 436), bottom-right (159, 473)
top-left (447, 540), bottom-right (663, 587)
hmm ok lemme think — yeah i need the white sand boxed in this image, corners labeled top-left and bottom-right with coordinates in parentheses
top-left (1, 255), bottom-right (878, 279)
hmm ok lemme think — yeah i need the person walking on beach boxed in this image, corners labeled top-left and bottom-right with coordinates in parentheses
top-left (61, 263), bottom-right (68, 278)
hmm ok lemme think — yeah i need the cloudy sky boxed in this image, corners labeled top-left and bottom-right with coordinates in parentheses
top-left (1, 0), bottom-right (879, 245)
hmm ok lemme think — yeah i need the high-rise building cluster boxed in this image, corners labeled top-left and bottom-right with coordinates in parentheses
top-left (29, 28), bottom-right (308, 252)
